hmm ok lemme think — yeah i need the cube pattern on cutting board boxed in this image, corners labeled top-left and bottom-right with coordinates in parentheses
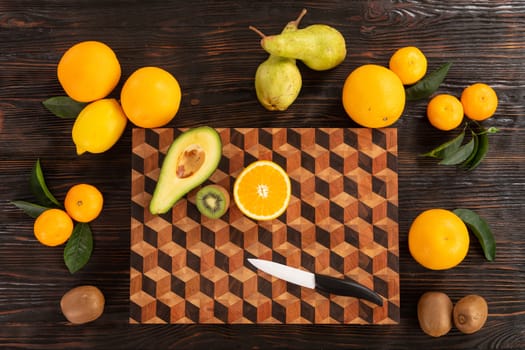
top-left (130, 128), bottom-right (399, 324)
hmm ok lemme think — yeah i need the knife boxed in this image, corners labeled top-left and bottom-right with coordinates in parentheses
top-left (247, 258), bottom-right (383, 306)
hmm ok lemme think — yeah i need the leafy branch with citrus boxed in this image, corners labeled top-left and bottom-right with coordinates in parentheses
top-left (11, 159), bottom-right (101, 273)
top-left (393, 47), bottom-right (499, 170)
top-left (422, 121), bottom-right (499, 170)
top-left (420, 81), bottom-right (499, 170)
top-left (339, 45), bottom-right (499, 272)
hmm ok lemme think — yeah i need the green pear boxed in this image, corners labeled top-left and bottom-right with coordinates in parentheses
top-left (254, 55), bottom-right (301, 111)
top-left (250, 9), bottom-right (307, 111)
top-left (260, 23), bottom-right (347, 71)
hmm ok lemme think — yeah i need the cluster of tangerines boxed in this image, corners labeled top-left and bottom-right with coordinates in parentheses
top-left (57, 41), bottom-right (182, 155)
top-left (340, 47), bottom-right (499, 273)
top-left (341, 46), bottom-right (498, 131)
top-left (427, 83), bottom-right (498, 131)
top-left (34, 184), bottom-right (102, 247)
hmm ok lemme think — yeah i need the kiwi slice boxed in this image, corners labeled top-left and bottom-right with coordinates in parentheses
top-left (196, 184), bottom-right (230, 219)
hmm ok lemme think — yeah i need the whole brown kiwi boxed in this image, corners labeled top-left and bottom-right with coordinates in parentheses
top-left (453, 294), bottom-right (488, 334)
top-left (60, 285), bottom-right (105, 324)
top-left (417, 291), bottom-right (453, 337)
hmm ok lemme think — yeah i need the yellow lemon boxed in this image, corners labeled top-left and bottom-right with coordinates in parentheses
top-left (72, 99), bottom-right (127, 155)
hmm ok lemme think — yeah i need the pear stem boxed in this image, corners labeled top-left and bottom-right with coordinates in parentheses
top-left (293, 8), bottom-right (308, 27)
top-left (249, 26), bottom-right (267, 39)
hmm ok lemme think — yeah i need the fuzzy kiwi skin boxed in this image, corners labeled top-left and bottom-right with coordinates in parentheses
top-left (417, 291), bottom-right (453, 337)
top-left (453, 294), bottom-right (488, 334)
top-left (60, 285), bottom-right (105, 324)
top-left (196, 184), bottom-right (230, 219)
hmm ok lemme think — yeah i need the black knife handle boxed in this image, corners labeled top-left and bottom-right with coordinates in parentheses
top-left (314, 274), bottom-right (383, 306)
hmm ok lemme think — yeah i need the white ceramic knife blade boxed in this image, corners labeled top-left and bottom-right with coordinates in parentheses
top-left (248, 258), bottom-right (316, 289)
top-left (247, 258), bottom-right (383, 306)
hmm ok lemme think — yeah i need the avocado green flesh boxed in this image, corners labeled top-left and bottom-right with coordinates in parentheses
top-left (149, 126), bottom-right (222, 215)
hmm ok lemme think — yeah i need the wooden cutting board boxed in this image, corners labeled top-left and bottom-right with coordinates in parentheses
top-left (130, 128), bottom-right (399, 324)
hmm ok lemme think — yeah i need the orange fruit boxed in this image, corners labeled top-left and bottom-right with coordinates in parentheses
top-left (120, 66), bottom-right (182, 128)
top-left (389, 46), bottom-right (428, 85)
top-left (57, 41), bottom-right (121, 102)
top-left (233, 160), bottom-right (291, 221)
top-left (342, 64), bottom-right (405, 128)
top-left (460, 83), bottom-right (498, 121)
top-left (408, 209), bottom-right (470, 270)
top-left (427, 94), bottom-right (464, 131)
top-left (34, 209), bottom-right (74, 246)
top-left (64, 184), bottom-right (104, 223)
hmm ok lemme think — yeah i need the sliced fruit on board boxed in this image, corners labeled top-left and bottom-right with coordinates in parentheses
top-left (195, 184), bottom-right (230, 219)
top-left (149, 126), bottom-right (222, 215)
top-left (233, 160), bottom-right (291, 221)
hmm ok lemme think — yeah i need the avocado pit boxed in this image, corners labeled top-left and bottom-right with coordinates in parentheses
top-left (177, 144), bottom-right (206, 178)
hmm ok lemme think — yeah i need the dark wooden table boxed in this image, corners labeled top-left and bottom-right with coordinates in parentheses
top-left (1, 1), bottom-right (524, 349)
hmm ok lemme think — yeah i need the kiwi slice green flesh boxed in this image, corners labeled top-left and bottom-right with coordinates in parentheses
top-left (196, 184), bottom-right (230, 219)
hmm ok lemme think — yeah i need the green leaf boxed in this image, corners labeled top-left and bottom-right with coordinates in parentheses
top-left (460, 132), bottom-right (479, 167)
top-left (406, 62), bottom-right (452, 101)
top-left (453, 208), bottom-right (495, 261)
top-left (30, 159), bottom-right (61, 208)
top-left (10, 200), bottom-right (50, 218)
top-left (438, 134), bottom-right (476, 165)
top-left (64, 223), bottom-right (93, 274)
top-left (421, 131), bottom-right (465, 159)
top-left (42, 96), bottom-right (87, 119)
top-left (464, 130), bottom-right (489, 171)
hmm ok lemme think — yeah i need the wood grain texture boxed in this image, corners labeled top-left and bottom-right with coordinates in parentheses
top-left (0, 0), bottom-right (524, 349)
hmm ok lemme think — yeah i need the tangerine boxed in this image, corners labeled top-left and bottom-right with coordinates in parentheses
top-left (460, 83), bottom-right (498, 121)
top-left (34, 209), bottom-right (74, 246)
top-left (64, 184), bottom-right (104, 223)
top-left (389, 46), bottom-right (428, 85)
top-left (427, 94), bottom-right (464, 131)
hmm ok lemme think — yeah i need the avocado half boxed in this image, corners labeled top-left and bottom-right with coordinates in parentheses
top-left (149, 126), bottom-right (222, 215)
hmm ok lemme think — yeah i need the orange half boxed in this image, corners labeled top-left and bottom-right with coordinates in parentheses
top-left (233, 160), bottom-right (291, 221)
